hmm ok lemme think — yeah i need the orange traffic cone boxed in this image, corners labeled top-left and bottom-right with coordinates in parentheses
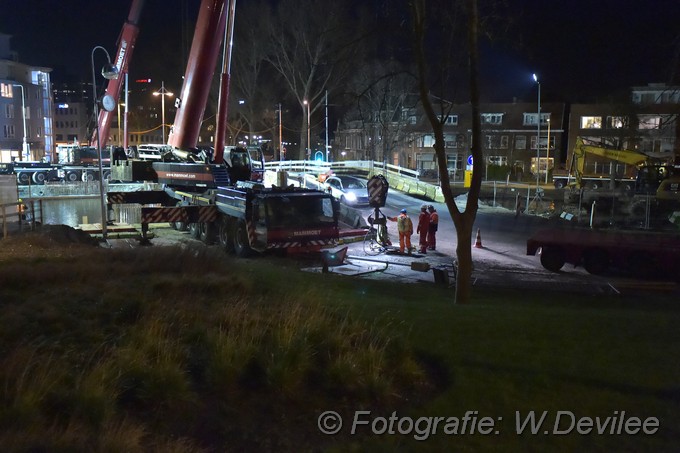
top-left (474, 228), bottom-right (483, 248)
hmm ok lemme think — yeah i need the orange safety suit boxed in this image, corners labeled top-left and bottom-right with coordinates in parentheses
top-left (417, 209), bottom-right (430, 253)
top-left (427, 209), bottom-right (439, 250)
top-left (388, 212), bottom-right (413, 254)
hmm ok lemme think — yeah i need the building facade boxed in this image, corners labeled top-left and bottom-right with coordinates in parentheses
top-left (334, 99), bottom-right (567, 181)
top-left (334, 84), bottom-right (680, 183)
top-left (565, 83), bottom-right (680, 178)
top-left (0, 33), bottom-right (54, 163)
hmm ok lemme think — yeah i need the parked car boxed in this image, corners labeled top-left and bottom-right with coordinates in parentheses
top-left (323, 175), bottom-right (369, 206)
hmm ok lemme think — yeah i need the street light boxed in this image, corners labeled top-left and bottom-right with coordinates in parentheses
top-left (545, 117), bottom-right (551, 184)
top-left (153, 81), bottom-right (173, 144)
top-left (11, 84), bottom-right (29, 161)
top-left (303, 99), bottom-right (311, 160)
top-left (533, 73), bottom-right (541, 189)
top-left (91, 45), bottom-right (119, 240)
top-left (117, 102), bottom-right (125, 146)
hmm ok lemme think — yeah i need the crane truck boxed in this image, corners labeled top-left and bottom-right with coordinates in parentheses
top-left (109, 0), bottom-right (339, 256)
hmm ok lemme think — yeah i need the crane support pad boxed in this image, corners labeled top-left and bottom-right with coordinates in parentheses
top-left (141, 206), bottom-right (218, 224)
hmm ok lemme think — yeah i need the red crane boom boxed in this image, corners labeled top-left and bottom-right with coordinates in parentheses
top-left (89, 0), bottom-right (144, 148)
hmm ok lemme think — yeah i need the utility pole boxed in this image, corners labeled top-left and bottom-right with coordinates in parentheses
top-left (325, 91), bottom-right (329, 162)
top-left (278, 103), bottom-right (283, 161)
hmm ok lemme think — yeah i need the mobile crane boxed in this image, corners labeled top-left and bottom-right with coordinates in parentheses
top-left (109, 0), bottom-right (339, 255)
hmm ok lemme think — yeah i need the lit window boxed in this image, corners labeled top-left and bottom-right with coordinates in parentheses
top-left (580, 116), bottom-right (602, 129)
top-left (607, 116), bottom-right (626, 129)
top-left (638, 115), bottom-right (661, 130)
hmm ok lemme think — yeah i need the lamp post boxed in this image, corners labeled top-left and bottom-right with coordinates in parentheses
top-left (91, 45), bottom-right (120, 241)
top-left (153, 81), bottom-right (173, 144)
top-left (117, 102), bottom-right (125, 146)
top-left (545, 117), bottom-right (551, 184)
top-left (533, 73), bottom-right (541, 189)
top-left (277, 103), bottom-right (283, 161)
top-left (11, 84), bottom-right (29, 161)
top-left (303, 99), bottom-right (311, 160)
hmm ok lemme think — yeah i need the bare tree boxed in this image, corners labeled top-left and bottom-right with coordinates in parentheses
top-left (261, 0), bottom-right (361, 159)
top-left (347, 60), bottom-right (418, 166)
top-left (410, 0), bottom-right (483, 304)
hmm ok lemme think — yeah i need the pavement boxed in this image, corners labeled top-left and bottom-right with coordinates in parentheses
top-left (4, 212), bottom-right (676, 296)
top-left (309, 223), bottom-right (680, 296)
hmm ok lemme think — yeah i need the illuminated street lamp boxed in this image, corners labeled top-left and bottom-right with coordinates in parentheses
top-left (533, 73), bottom-right (541, 189)
top-left (545, 117), bottom-right (551, 184)
top-left (117, 102), bottom-right (126, 146)
top-left (153, 81), bottom-right (173, 144)
top-left (303, 99), bottom-right (311, 160)
top-left (11, 84), bottom-right (29, 161)
top-left (91, 45), bottom-right (120, 240)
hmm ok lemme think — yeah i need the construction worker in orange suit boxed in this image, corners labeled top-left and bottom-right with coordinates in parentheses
top-left (416, 204), bottom-right (430, 254)
top-left (427, 204), bottom-right (439, 250)
top-left (387, 208), bottom-right (413, 254)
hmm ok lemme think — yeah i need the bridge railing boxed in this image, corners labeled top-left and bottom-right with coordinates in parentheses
top-left (264, 160), bottom-right (421, 179)
top-left (264, 160), bottom-right (443, 202)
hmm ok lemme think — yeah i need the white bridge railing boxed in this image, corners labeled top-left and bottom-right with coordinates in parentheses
top-left (263, 159), bottom-right (420, 179)
top-left (263, 160), bottom-right (444, 202)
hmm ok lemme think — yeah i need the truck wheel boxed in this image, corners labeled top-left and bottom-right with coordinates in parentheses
top-left (586, 181), bottom-right (600, 190)
top-left (199, 222), bottom-right (217, 245)
top-left (32, 172), bottom-right (47, 185)
top-left (233, 220), bottom-right (254, 257)
top-left (628, 199), bottom-right (648, 217)
top-left (102, 170), bottom-right (111, 181)
top-left (17, 172), bottom-right (30, 185)
top-left (188, 223), bottom-right (201, 239)
top-left (82, 171), bottom-right (95, 182)
top-left (172, 202), bottom-right (188, 231)
top-left (65, 171), bottom-right (79, 182)
top-left (554, 180), bottom-right (565, 189)
top-left (218, 216), bottom-right (235, 252)
top-left (540, 246), bottom-right (565, 272)
top-left (583, 248), bottom-right (609, 275)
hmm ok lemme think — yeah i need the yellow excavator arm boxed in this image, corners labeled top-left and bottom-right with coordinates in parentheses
top-left (571, 138), bottom-right (650, 188)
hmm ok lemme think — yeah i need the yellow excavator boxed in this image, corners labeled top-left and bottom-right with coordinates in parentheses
top-left (564, 138), bottom-right (680, 221)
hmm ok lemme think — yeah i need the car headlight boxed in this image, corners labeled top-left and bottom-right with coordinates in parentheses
top-left (344, 192), bottom-right (357, 202)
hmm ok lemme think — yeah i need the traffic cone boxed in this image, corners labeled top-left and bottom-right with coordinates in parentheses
top-left (474, 228), bottom-right (483, 248)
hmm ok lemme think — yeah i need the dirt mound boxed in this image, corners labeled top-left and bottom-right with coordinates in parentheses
top-left (1, 224), bottom-right (99, 248)
top-left (35, 224), bottom-right (100, 245)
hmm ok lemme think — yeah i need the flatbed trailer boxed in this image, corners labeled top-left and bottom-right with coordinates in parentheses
top-left (527, 226), bottom-right (680, 277)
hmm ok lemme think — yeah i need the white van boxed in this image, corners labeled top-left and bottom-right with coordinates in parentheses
top-left (136, 144), bottom-right (171, 161)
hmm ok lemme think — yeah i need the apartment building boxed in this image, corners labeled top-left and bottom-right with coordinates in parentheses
top-left (334, 84), bottom-right (680, 181)
top-left (335, 99), bottom-right (566, 181)
top-left (0, 33), bottom-right (54, 162)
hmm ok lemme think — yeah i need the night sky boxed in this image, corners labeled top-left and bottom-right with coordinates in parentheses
top-left (2, 0), bottom-right (679, 103)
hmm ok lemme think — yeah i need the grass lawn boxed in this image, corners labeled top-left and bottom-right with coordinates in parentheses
top-left (0, 227), bottom-right (678, 452)
top-left (327, 281), bottom-right (680, 452)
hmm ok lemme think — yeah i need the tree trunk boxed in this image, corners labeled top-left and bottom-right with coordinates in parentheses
top-left (454, 218), bottom-right (474, 303)
top-left (410, 0), bottom-right (481, 304)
